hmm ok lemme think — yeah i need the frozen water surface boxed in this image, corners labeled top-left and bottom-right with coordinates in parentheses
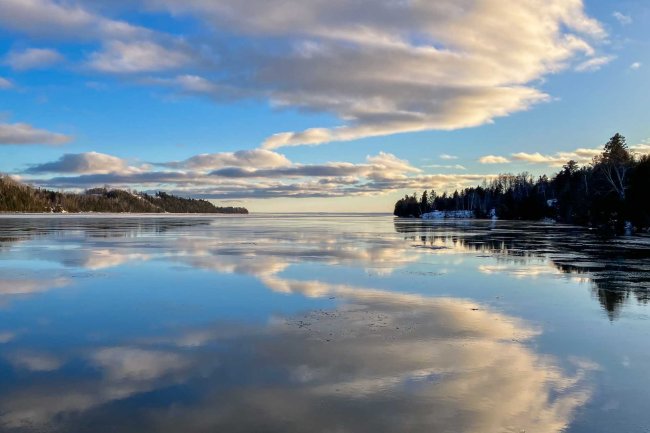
top-left (0, 214), bottom-right (648, 432)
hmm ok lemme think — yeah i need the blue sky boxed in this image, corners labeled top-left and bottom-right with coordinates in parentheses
top-left (0, 0), bottom-right (648, 212)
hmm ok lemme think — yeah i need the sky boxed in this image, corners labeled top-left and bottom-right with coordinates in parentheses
top-left (0, 0), bottom-right (648, 212)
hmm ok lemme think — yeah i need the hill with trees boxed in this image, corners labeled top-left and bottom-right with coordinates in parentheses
top-left (394, 134), bottom-right (650, 232)
top-left (0, 177), bottom-right (248, 214)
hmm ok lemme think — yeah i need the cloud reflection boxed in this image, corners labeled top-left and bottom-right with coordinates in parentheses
top-left (0, 284), bottom-right (593, 433)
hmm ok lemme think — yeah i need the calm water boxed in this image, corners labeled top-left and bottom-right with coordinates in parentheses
top-left (0, 214), bottom-right (649, 433)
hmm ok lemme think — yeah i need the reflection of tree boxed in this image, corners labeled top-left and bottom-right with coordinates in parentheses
top-left (394, 219), bottom-right (650, 319)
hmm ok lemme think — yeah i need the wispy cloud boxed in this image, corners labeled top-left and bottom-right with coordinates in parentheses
top-left (439, 154), bottom-right (458, 160)
top-left (423, 164), bottom-right (467, 170)
top-left (575, 55), bottom-right (615, 72)
top-left (87, 41), bottom-right (193, 74)
top-left (0, 77), bottom-right (12, 89)
top-left (5, 48), bottom-right (63, 71)
top-left (630, 62), bottom-right (641, 70)
top-left (612, 11), bottom-right (632, 25)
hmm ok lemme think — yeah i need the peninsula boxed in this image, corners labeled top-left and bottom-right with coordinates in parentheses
top-left (0, 176), bottom-right (248, 214)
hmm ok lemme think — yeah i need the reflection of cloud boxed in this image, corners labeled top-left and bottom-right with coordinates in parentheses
top-left (479, 263), bottom-right (562, 278)
top-left (0, 218), bottom-right (599, 431)
top-left (0, 277), bottom-right (69, 296)
top-left (91, 347), bottom-right (190, 381)
top-left (6, 351), bottom-right (63, 372)
top-left (81, 250), bottom-right (151, 270)
top-left (0, 284), bottom-right (593, 432)
top-left (0, 331), bottom-right (16, 343)
top-left (139, 287), bottom-right (591, 433)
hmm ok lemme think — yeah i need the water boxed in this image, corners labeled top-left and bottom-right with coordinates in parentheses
top-left (0, 214), bottom-right (649, 433)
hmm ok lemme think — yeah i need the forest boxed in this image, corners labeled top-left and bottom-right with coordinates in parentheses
top-left (0, 177), bottom-right (248, 214)
top-left (394, 134), bottom-right (650, 231)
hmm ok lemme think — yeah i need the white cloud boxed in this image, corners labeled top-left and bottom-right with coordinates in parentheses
top-left (0, 77), bottom-right (13, 89)
top-left (630, 143), bottom-right (650, 156)
top-left (491, 144), bottom-right (650, 168)
top-left (439, 154), bottom-right (458, 160)
top-left (0, 0), bottom-right (610, 148)
top-left (575, 55), bottom-right (615, 72)
top-left (24, 150), bottom-right (490, 199)
top-left (612, 12), bottom-right (632, 25)
top-left (26, 151), bottom-right (143, 174)
top-left (132, 0), bottom-right (605, 148)
top-left (87, 41), bottom-right (192, 73)
top-left (5, 48), bottom-right (63, 70)
top-left (0, 123), bottom-right (71, 145)
top-left (479, 155), bottom-right (511, 164)
top-left (630, 62), bottom-right (641, 70)
top-left (161, 149), bottom-right (292, 171)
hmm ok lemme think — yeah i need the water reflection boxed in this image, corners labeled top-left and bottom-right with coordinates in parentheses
top-left (0, 215), bottom-right (647, 432)
top-left (0, 284), bottom-right (592, 432)
top-left (394, 219), bottom-right (650, 319)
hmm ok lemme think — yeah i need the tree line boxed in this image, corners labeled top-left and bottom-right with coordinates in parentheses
top-left (0, 177), bottom-right (248, 214)
top-left (394, 134), bottom-right (650, 231)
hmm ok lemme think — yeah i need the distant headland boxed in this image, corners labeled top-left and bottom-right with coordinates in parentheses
top-left (393, 134), bottom-right (650, 233)
top-left (0, 176), bottom-right (248, 214)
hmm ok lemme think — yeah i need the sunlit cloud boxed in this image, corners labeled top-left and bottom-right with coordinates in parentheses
top-left (574, 55), bottom-right (615, 72)
top-left (22, 150), bottom-right (488, 198)
top-left (0, 0), bottom-right (608, 148)
top-left (25, 151), bottom-right (146, 175)
top-left (479, 155), bottom-right (511, 164)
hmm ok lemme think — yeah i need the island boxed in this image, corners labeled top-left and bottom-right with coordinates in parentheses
top-left (0, 176), bottom-right (248, 214)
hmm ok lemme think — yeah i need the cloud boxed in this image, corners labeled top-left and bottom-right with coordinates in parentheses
top-left (160, 149), bottom-right (292, 171)
top-left (25, 152), bottom-right (139, 174)
top-left (511, 148), bottom-right (600, 167)
top-left (479, 144), bottom-right (650, 168)
top-left (4, 48), bottom-right (63, 70)
top-left (0, 0), bottom-right (148, 40)
top-left (439, 154), bottom-right (458, 160)
top-left (0, 0), bottom-right (609, 148)
top-left (423, 164), bottom-right (466, 170)
top-left (479, 155), bottom-right (510, 164)
top-left (0, 77), bottom-right (13, 89)
top-left (87, 41), bottom-right (193, 73)
top-left (575, 55), bottom-right (615, 72)
top-left (630, 62), bottom-right (641, 70)
top-left (612, 12), bottom-right (632, 25)
top-left (24, 150), bottom-right (488, 199)
top-left (0, 123), bottom-right (71, 145)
